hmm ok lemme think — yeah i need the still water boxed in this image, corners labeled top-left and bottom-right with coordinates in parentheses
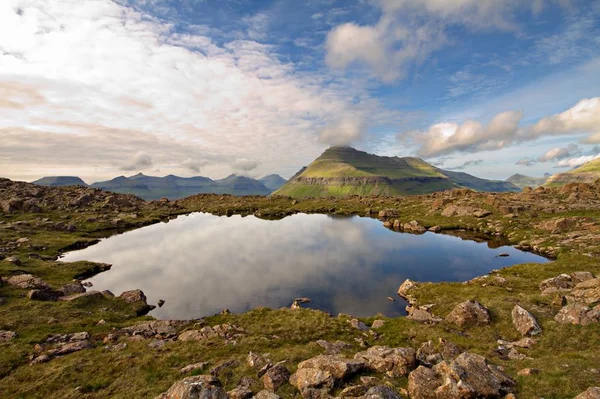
top-left (61, 213), bottom-right (548, 319)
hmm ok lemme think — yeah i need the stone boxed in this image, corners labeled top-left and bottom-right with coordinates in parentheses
top-left (397, 279), bottom-right (417, 303)
top-left (407, 306), bottom-right (443, 324)
top-left (517, 368), bottom-right (539, 376)
top-left (354, 346), bottom-right (416, 378)
top-left (363, 386), bottom-right (404, 399)
top-left (371, 319), bottom-right (385, 329)
top-left (575, 387), bottom-right (600, 399)
top-left (119, 289), bottom-right (148, 303)
top-left (416, 341), bottom-right (443, 367)
top-left (540, 273), bottom-right (573, 295)
top-left (6, 274), bottom-right (50, 289)
top-left (47, 340), bottom-right (91, 357)
top-left (0, 330), bottom-right (16, 342)
top-left (59, 291), bottom-right (104, 301)
top-left (349, 318), bottom-right (369, 331)
top-left (4, 256), bottom-right (21, 265)
top-left (289, 368), bottom-right (334, 393)
top-left (297, 355), bottom-right (365, 380)
top-left (210, 359), bottom-right (239, 377)
top-left (60, 282), bottom-right (86, 296)
top-left (554, 303), bottom-right (600, 326)
top-left (228, 386), bottom-right (252, 399)
top-left (254, 390), bottom-right (280, 399)
top-left (123, 320), bottom-right (186, 338)
top-left (28, 289), bottom-right (63, 301)
top-left (568, 279), bottom-right (600, 305)
top-left (511, 305), bottom-right (542, 336)
top-left (155, 375), bottom-right (228, 399)
top-left (445, 300), bottom-right (491, 328)
top-left (571, 272), bottom-right (595, 284)
top-left (429, 226), bottom-right (442, 233)
top-left (261, 364), bottom-right (290, 391)
top-left (407, 352), bottom-right (515, 399)
top-left (247, 351), bottom-right (270, 368)
top-left (315, 340), bottom-right (351, 355)
top-left (340, 385), bottom-right (368, 397)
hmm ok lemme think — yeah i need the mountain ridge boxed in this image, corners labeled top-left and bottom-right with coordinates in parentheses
top-left (545, 158), bottom-right (600, 187)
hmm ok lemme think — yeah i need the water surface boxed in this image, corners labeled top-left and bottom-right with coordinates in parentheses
top-left (61, 213), bottom-right (548, 319)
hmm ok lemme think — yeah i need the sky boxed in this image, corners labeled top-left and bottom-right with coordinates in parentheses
top-left (0, 0), bottom-right (599, 183)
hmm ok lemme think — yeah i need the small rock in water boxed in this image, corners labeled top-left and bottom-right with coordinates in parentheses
top-left (386, 296), bottom-right (396, 302)
top-left (293, 297), bottom-right (311, 304)
top-left (498, 253), bottom-right (510, 257)
top-left (157, 299), bottom-right (165, 307)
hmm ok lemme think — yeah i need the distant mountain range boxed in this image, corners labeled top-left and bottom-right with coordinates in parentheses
top-left (33, 173), bottom-right (286, 200)
top-left (274, 146), bottom-right (520, 197)
top-left (545, 157), bottom-right (600, 187)
top-left (506, 173), bottom-right (551, 189)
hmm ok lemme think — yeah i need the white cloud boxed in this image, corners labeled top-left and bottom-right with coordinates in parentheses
top-left (556, 153), bottom-right (600, 168)
top-left (318, 116), bottom-right (365, 146)
top-left (0, 0), bottom-right (395, 182)
top-left (537, 143), bottom-right (579, 162)
top-left (232, 158), bottom-right (259, 172)
top-left (181, 158), bottom-right (208, 174)
top-left (516, 158), bottom-right (536, 167)
top-left (121, 151), bottom-right (153, 171)
top-left (531, 97), bottom-right (600, 141)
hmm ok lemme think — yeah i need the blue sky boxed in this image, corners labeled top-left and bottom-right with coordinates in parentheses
top-left (0, 0), bottom-right (599, 181)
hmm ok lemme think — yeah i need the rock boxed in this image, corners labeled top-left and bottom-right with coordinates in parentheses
top-left (294, 297), bottom-right (311, 304)
top-left (360, 376), bottom-right (380, 387)
top-left (28, 289), bottom-right (63, 301)
top-left (228, 386), bottom-right (252, 399)
top-left (517, 368), bottom-right (539, 376)
top-left (397, 279), bottom-right (417, 303)
top-left (354, 346), bottom-right (416, 377)
top-left (123, 320), bottom-right (187, 338)
top-left (340, 385), bottom-right (368, 397)
top-left (441, 205), bottom-right (490, 218)
top-left (445, 300), bottom-right (491, 328)
top-left (46, 340), bottom-right (91, 357)
top-left (254, 390), bottom-right (280, 399)
top-left (4, 256), bottom-right (21, 265)
top-left (554, 303), bottom-right (600, 326)
top-left (536, 217), bottom-right (576, 234)
top-left (0, 330), bottom-right (16, 342)
top-left (349, 318), bottom-right (369, 331)
top-left (248, 352), bottom-right (270, 368)
top-left (60, 281), bottom-right (86, 296)
top-left (119, 289), bottom-right (148, 303)
top-left (540, 273), bottom-right (574, 295)
top-left (155, 375), bottom-right (228, 399)
top-left (315, 340), bottom-right (351, 355)
top-left (407, 306), bottom-right (443, 324)
top-left (416, 341), bottom-right (443, 367)
top-left (59, 290), bottom-right (104, 301)
top-left (371, 320), bottom-right (385, 329)
top-left (6, 274), bottom-right (50, 289)
top-left (158, 299), bottom-right (166, 307)
top-left (575, 387), bottom-right (600, 399)
top-left (148, 340), bottom-right (166, 350)
top-left (407, 352), bottom-right (515, 399)
top-left (571, 272), bottom-right (594, 284)
top-left (297, 355), bottom-right (364, 380)
top-left (511, 305), bottom-right (542, 336)
top-left (289, 367), bottom-right (334, 394)
top-left (210, 359), bottom-right (239, 377)
top-left (261, 364), bottom-right (290, 391)
top-left (363, 386), bottom-right (404, 399)
top-left (568, 279), bottom-right (600, 305)
top-left (429, 226), bottom-right (441, 233)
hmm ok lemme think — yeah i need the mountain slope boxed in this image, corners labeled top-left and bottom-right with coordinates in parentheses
top-left (274, 146), bottom-right (519, 197)
top-left (91, 173), bottom-right (272, 200)
top-left (545, 158), bottom-right (600, 187)
top-left (506, 173), bottom-right (551, 189)
top-left (259, 174), bottom-right (287, 191)
top-left (33, 176), bottom-right (88, 187)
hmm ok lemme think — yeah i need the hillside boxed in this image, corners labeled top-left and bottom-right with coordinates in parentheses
top-left (32, 176), bottom-right (88, 187)
top-left (259, 174), bottom-right (287, 191)
top-left (545, 158), bottom-right (600, 187)
top-left (274, 146), bottom-right (519, 197)
top-left (506, 173), bottom-right (551, 189)
top-left (90, 173), bottom-right (272, 200)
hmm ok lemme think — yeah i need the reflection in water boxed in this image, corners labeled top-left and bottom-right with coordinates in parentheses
top-left (60, 213), bottom-right (549, 319)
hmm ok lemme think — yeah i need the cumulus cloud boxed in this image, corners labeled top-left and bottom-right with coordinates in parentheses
top-left (181, 158), bottom-right (209, 174)
top-left (537, 144), bottom-right (580, 162)
top-left (556, 153), bottom-right (600, 168)
top-left (400, 111), bottom-right (523, 157)
top-left (531, 97), bottom-right (600, 142)
top-left (232, 158), bottom-right (259, 172)
top-left (121, 151), bottom-right (153, 171)
top-left (516, 158), bottom-right (536, 167)
top-left (446, 159), bottom-right (483, 170)
top-left (318, 117), bottom-right (365, 146)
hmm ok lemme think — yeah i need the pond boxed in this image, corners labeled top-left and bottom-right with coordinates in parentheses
top-left (60, 213), bottom-right (549, 319)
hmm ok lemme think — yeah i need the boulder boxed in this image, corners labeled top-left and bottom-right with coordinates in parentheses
top-left (349, 318), bottom-right (369, 331)
top-left (371, 320), bottom-right (385, 329)
top-left (46, 340), bottom-right (91, 357)
top-left (441, 205), bottom-right (490, 218)
top-left (0, 330), bottom-right (16, 342)
top-left (4, 256), bottom-right (21, 265)
top-left (247, 351), bottom-right (270, 368)
top-left (397, 279), bottom-right (417, 303)
top-left (261, 364), bottom-right (290, 391)
top-left (568, 279), bottom-right (600, 305)
top-left (59, 291), bottom-right (104, 302)
top-left (539, 274), bottom-right (574, 295)
top-left (575, 387), bottom-right (600, 399)
top-left (363, 386), bottom-right (404, 399)
top-left (254, 390), bottom-right (280, 399)
top-left (228, 386), bottom-right (252, 399)
top-left (180, 362), bottom-right (209, 374)
top-left (123, 320), bottom-right (186, 338)
top-left (289, 367), bottom-right (334, 393)
top-left (354, 346), bottom-right (416, 378)
top-left (60, 282), bottom-right (86, 296)
top-left (28, 289), bottom-right (63, 301)
top-left (511, 305), bottom-right (542, 336)
top-left (407, 306), bottom-right (443, 324)
top-left (340, 385), bottom-right (368, 397)
top-left (445, 300), bottom-right (491, 328)
top-left (554, 303), bottom-right (600, 326)
top-left (6, 274), bottom-right (50, 289)
top-left (407, 352), bottom-right (515, 399)
top-left (119, 289), bottom-right (148, 303)
top-left (155, 375), bottom-right (228, 399)
top-left (297, 355), bottom-right (364, 380)
top-left (315, 340), bottom-right (351, 355)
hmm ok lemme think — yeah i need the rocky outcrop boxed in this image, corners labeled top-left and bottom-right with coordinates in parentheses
top-left (512, 305), bottom-right (542, 336)
top-left (445, 300), bottom-right (491, 328)
top-left (354, 346), bottom-right (416, 378)
top-left (441, 205), bottom-right (491, 218)
top-left (122, 320), bottom-right (188, 339)
top-left (178, 324), bottom-right (245, 342)
top-left (554, 303), bottom-right (600, 326)
top-left (3, 274), bottom-right (50, 289)
top-left (155, 375), bottom-right (228, 399)
top-left (539, 272), bottom-right (594, 295)
top-left (568, 278), bottom-right (600, 305)
top-left (575, 387), bottom-right (600, 399)
top-left (408, 352), bottom-right (515, 399)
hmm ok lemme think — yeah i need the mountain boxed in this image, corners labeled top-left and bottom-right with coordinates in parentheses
top-left (506, 173), bottom-right (551, 189)
top-left (33, 176), bottom-right (88, 187)
top-left (259, 174), bottom-right (287, 191)
top-left (91, 173), bottom-right (272, 200)
top-left (545, 158), bottom-right (600, 187)
top-left (274, 146), bottom-right (520, 197)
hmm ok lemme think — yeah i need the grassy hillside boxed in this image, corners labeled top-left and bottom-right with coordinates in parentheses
top-left (275, 146), bottom-right (519, 197)
top-left (545, 158), bottom-right (600, 187)
top-left (506, 173), bottom-right (550, 189)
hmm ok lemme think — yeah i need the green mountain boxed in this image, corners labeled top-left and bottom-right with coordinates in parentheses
top-left (91, 173), bottom-right (272, 200)
top-left (274, 146), bottom-right (520, 197)
top-left (506, 173), bottom-right (551, 189)
top-left (545, 158), bottom-right (600, 187)
top-left (32, 176), bottom-right (88, 187)
top-left (259, 174), bottom-right (287, 191)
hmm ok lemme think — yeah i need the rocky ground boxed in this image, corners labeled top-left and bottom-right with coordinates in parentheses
top-left (0, 177), bottom-right (599, 398)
